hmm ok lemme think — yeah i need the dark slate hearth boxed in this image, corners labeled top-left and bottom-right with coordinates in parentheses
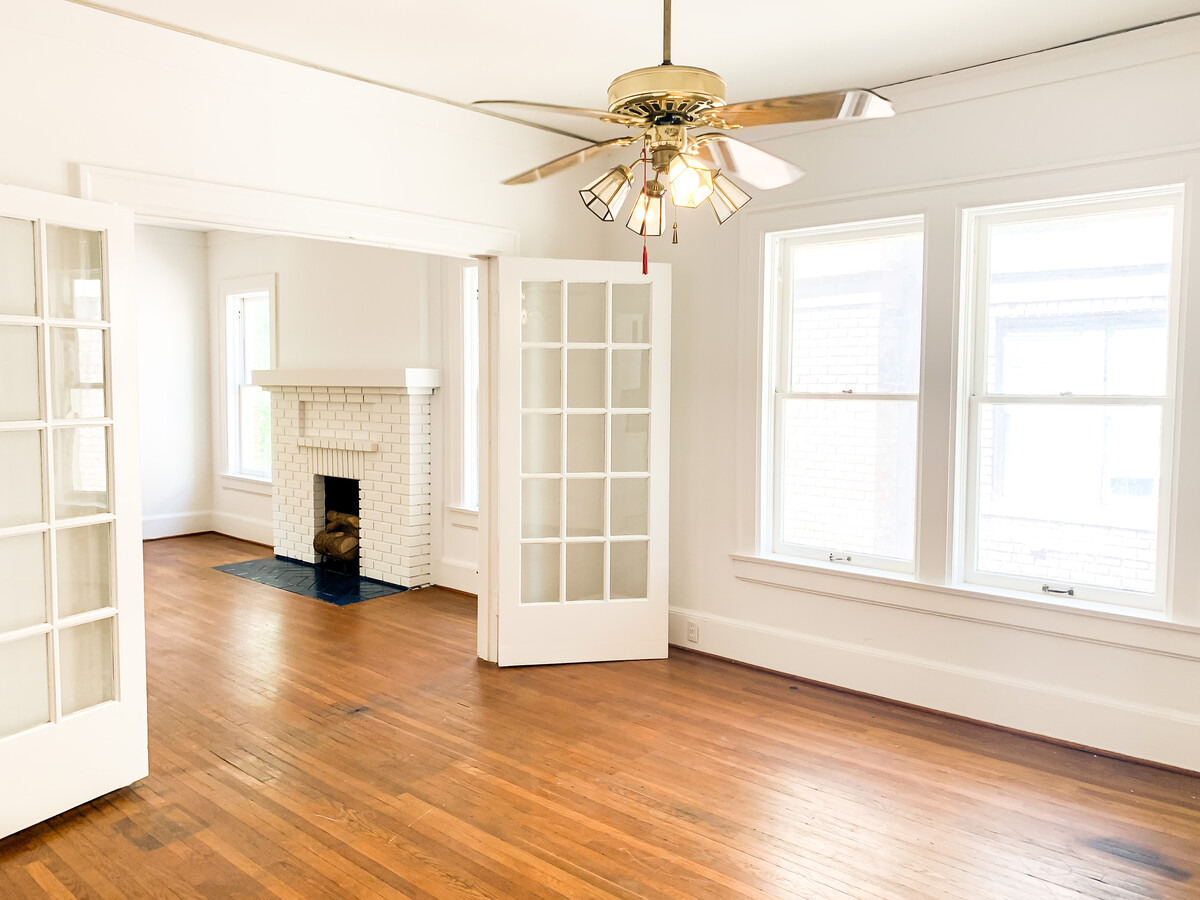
top-left (213, 556), bottom-right (406, 606)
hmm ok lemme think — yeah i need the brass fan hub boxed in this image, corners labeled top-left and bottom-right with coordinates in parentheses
top-left (607, 65), bottom-right (727, 121)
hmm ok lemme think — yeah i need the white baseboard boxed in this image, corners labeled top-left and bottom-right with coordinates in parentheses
top-left (142, 510), bottom-right (213, 540)
top-left (211, 511), bottom-right (273, 547)
top-left (433, 557), bottom-right (480, 596)
top-left (668, 607), bottom-right (1200, 772)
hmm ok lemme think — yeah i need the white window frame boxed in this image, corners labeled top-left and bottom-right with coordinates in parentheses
top-left (957, 186), bottom-right (1186, 611)
top-left (764, 215), bottom-right (925, 575)
top-left (219, 274), bottom-right (276, 482)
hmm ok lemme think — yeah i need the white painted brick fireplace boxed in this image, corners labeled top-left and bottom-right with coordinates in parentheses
top-left (252, 369), bottom-right (440, 589)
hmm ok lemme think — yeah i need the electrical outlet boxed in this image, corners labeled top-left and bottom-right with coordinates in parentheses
top-left (686, 621), bottom-right (700, 644)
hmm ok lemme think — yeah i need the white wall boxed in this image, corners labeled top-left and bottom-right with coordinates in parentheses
top-left (666, 21), bottom-right (1200, 770)
top-left (0, 0), bottom-right (609, 580)
top-left (205, 231), bottom-right (447, 545)
top-left (134, 225), bottom-right (212, 539)
top-left (0, 0), bottom-right (598, 260)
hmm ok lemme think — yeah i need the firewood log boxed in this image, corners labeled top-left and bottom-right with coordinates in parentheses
top-left (326, 510), bottom-right (361, 530)
top-left (314, 530), bottom-right (360, 559)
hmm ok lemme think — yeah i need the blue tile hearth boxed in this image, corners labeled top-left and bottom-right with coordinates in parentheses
top-left (214, 556), bottom-right (407, 606)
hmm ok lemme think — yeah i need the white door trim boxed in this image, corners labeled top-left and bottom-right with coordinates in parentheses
top-left (77, 165), bottom-right (520, 259)
top-left (75, 165), bottom-right (513, 662)
top-left (0, 184), bottom-right (146, 839)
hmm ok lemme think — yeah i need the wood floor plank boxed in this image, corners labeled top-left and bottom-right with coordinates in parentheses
top-left (2, 532), bottom-right (1199, 899)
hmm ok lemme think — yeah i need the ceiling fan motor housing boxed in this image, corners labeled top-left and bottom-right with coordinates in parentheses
top-left (607, 65), bottom-right (727, 121)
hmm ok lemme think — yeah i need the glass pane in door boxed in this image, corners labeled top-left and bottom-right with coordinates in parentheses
top-left (522, 282), bottom-right (561, 342)
top-left (0, 532), bottom-right (48, 632)
top-left (610, 541), bottom-right (649, 599)
top-left (611, 478), bottom-right (649, 536)
top-left (567, 283), bottom-right (606, 343)
top-left (0, 430), bottom-right (45, 528)
top-left (0, 216), bottom-right (37, 317)
top-left (566, 478), bottom-right (604, 537)
top-left (612, 283), bottom-right (651, 343)
top-left (565, 542), bottom-right (604, 602)
top-left (521, 479), bottom-right (560, 539)
top-left (522, 349), bottom-right (561, 409)
top-left (57, 522), bottom-right (113, 618)
top-left (0, 634), bottom-right (51, 739)
top-left (612, 349), bottom-right (651, 408)
top-left (567, 349), bottom-right (605, 408)
top-left (522, 414), bottom-right (561, 474)
top-left (46, 226), bottom-right (104, 320)
top-left (0, 325), bottom-right (42, 421)
top-left (521, 543), bottom-right (560, 604)
top-left (611, 414), bottom-right (649, 473)
top-left (566, 414), bottom-right (604, 473)
top-left (59, 617), bottom-right (115, 715)
top-left (49, 328), bottom-right (108, 419)
top-left (53, 426), bottom-right (111, 518)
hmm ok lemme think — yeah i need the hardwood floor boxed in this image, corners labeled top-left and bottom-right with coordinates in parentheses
top-left (2, 533), bottom-right (1199, 898)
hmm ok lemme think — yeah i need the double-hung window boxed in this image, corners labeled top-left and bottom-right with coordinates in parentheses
top-left (767, 216), bottom-right (924, 572)
top-left (961, 187), bottom-right (1183, 608)
top-left (223, 276), bottom-right (275, 481)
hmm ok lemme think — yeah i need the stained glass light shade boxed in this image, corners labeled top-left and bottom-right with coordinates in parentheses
top-left (626, 181), bottom-right (666, 237)
top-left (580, 166), bottom-right (634, 222)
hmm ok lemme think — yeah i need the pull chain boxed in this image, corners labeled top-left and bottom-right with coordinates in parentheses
top-left (670, 181), bottom-right (679, 244)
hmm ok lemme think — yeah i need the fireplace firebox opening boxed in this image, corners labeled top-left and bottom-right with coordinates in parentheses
top-left (315, 475), bottom-right (360, 575)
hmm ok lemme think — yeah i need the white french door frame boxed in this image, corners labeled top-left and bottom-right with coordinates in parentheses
top-left (0, 184), bottom-right (145, 839)
top-left (489, 257), bottom-right (671, 667)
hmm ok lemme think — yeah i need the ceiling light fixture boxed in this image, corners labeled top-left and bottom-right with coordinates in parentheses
top-left (667, 153), bottom-right (715, 208)
top-left (626, 180), bottom-right (667, 237)
top-left (480, 0), bottom-right (895, 268)
top-left (579, 165), bottom-right (634, 222)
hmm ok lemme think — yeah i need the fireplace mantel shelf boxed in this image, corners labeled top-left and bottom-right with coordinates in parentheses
top-left (252, 368), bottom-right (440, 390)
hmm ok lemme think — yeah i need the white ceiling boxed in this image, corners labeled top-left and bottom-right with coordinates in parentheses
top-left (84, 0), bottom-right (1195, 140)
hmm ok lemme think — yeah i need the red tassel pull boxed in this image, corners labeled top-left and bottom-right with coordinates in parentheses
top-left (642, 244), bottom-right (648, 275)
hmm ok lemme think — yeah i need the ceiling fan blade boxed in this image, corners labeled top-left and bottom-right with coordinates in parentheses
top-left (503, 136), bottom-right (638, 185)
top-left (700, 89), bottom-right (894, 129)
top-left (474, 100), bottom-right (648, 127)
top-left (689, 134), bottom-right (804, 190)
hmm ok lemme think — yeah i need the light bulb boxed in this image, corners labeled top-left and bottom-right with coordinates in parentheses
top-left (667, 154), bottom-right (714, 208)
top-left (626, 181), bottom-right (666, 237)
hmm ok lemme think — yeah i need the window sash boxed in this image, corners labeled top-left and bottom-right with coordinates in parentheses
top-left (225, 287), bottom-right (273, 481)
top-left (768, 216), bottom-right (925, 572)
top-left (771, 393), bottom-right (919, 572)
top-left (959, 188), bottom-right (1183, 609)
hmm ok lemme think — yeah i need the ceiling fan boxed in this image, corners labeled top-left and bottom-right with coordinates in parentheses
top-left (474, 0), bottom-right (894, 250)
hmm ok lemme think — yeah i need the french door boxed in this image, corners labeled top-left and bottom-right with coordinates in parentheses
top-left (490, 257), bottom-right (670, 666)
top-left (0, 186), bottom-right (146, 839)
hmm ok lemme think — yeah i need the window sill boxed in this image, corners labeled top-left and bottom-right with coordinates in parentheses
top-left (730, 552), bottom-right (1200, 661)
top-left (218, 472), bottom-right (273, 496)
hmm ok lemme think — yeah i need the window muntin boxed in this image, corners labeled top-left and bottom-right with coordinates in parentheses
top-left (769, 217), bottom-right (924, 571)
top-left (225, 286), bottom-right (273, 480)
top-left (963, 190), bottom-right (1181, 608)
